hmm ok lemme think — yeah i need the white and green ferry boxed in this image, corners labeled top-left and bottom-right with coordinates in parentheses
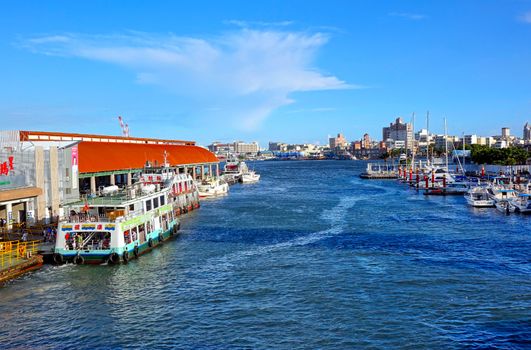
top-left (53, 168), bottom-right (199, 265)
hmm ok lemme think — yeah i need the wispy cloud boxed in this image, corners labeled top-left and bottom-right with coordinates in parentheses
top-left (388, 12), bottom-right (427, 20)
top-left (224, 20), bottom-right (295, 28)
top-left (21, 29), bottom-right (354, 131)
top-left (286, 107), bottom-right (337, 114)
top-left (519, 11), bottom-right (531, 23)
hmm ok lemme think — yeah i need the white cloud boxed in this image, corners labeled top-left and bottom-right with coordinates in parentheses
top-left (519, 12), bottom-right (531, 23)
top-left (388, 12), bottom-right (427, 20)
top-left (21, 29), bottom-right (353, 131)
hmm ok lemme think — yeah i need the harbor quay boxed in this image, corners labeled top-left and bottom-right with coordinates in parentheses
top-left (0, 130), bottom-right (226, 280)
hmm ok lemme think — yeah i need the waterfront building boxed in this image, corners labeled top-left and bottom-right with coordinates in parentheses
top-left (362, 133), bottom-right (371, 149)
top-left (329, 133), bottom-right (348, 149)
top-left (524, 122), bottom-right (531, 142)
top-left (464, 134), bottom-right (479, 145)
top-left (502, 127), bottom-right (510, 139)
top-left (233, 141), bottom-right (259, 155)
top-left (208, 142), bottom-right (235, 154)
top-left (382, 117), bottom-right (414, 151)
top-left (0, 130), bottom-right (218, 227)
top-left (269, 142), bottom-right (288, 152)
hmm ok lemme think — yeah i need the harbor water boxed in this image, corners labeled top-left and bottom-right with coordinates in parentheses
top-left (0, 161), bottom-right (530, 349)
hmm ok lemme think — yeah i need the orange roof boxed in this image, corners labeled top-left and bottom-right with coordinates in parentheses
top-left (19, 130), bottom-right (195, 145)
top-left (78, 142), bottom-right (218, 173)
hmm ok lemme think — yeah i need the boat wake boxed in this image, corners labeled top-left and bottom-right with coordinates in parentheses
top-left (194, 191), bottom-right (386, 275)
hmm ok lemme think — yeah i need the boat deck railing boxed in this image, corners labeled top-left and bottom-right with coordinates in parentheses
top-left (0, 240), bottom-right (40, 269)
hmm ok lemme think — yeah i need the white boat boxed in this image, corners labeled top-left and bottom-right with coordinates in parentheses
top-left (241, 170), bottom-right (260, 183)
top-left (465, 187), bottom-right (495, 207)
top-left (196, 178), bottom-right (229, 198)
top-left (495, 200), bottom-right (515, 215)
top-left (53, 167), bottom-right (199, 265)
top-left (510, 193), bottom-right (531, 214)
top-left (222, 159), bottom-right (249, 183)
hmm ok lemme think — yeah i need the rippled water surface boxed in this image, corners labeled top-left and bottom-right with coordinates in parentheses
top-left (1, 161), bottom-right (530, 349)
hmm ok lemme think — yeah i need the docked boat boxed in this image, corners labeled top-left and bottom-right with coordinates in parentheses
top-left (510, 193), bottom-right (531, 214)
top-left (222, 159), bottom-right (249, 183)
top-left (53, 167), bottom-right (199, 265)
top-left (197, 178), bottom-right (229, 198)
top-left (465, 187), bottom-right (495, 207)
top-left (241, 170), bottom-right (260, 183)
top-left (495, 200), bottom-right (515, 215)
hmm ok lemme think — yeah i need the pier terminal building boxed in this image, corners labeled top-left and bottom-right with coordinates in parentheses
top-left (0, 130), bottom-right (219, 229)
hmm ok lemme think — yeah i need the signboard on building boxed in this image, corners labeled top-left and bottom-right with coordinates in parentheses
top-left (71, 146), bottom-right (78, 189)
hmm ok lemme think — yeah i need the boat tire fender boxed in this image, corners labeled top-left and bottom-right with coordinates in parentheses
top-left (158, 233), bottom-right (164, 242)
top-left (148, 238), bottom-right (153, 248)
top-left (109, 252), bottom-right (120, 264)
top-left (133, 245), bottom-right (139, 258)
top-left (53, 253), bottom-right (64, 265)
top-left (73, 255), bottom-right (84, 265)
top-left (122, 250), bottom-right (129, 263)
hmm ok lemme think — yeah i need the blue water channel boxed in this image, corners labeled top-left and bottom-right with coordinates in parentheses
top-left (0, 161), bottom-right (530, 349)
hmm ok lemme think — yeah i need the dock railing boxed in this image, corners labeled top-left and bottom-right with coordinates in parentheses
top-left (0, 240), bottom-right (41, 269)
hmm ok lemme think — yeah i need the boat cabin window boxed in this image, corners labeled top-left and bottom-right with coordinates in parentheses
top-left (153, 197), bottom-right (159, 209)
top-left (63, 231), bottom-right (111, 250)
top-left (124, 230), bottom-right (132, 244)
top-left (138, 224), bottom-right (146, 243)
top-left (160, 195), bottom-right (165, 206)
top-left (146, 199), bottom-right (152, 211)
top-left (146, 220), bottom-right (152, 234)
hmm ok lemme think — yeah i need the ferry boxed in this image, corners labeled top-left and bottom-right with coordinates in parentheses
top-left (53, 166), bottom-right (199, 265)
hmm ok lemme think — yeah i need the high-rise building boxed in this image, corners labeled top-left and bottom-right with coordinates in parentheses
top-left (524, 122), bottom-right (531, 142)
top-left (233, 141), bottom-right (259, 154)
top-left (382, 117), bottom-right (414, 151)
top-left (330, 133), bottom-right (348, 149)
top-left (501, 127), bottom-right (511, 139)
top-left (362, 133), bottom-right (371, 149)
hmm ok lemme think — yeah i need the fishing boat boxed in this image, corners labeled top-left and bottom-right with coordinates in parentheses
top-left (495, 200), bottom-right (515, 215)
top-left (465, 187), bottom-right (495, 207)
top-left (510, 193), bottom-right (531, 214)
top-left (53, 166), bottom-right (199, 265)
top-left (196, 178), bottom-right (229, 198)
top-left (241, 170), bottom-right (260, 183)
top-left (222, 158), bottom-right (249, 183)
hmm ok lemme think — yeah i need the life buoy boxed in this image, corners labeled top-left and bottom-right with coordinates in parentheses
top-left (73, 255), bottom-right (84, 265)
top-left (172, 224), bottom-right (178, 234)
top-left (158, 233), bottom-right (164, 242)
top-left (148, 238), bottom-right (153, 248)
top-left (122, 250), bottom-right (129, 263)
top-left (109, 252), bottom-right (120, 264)
top-left (18, 245), bottom-right (26, 257)
top-left (133, 245), bottom-right (139, 258)
top-left (53, 253), bottom-right (64, 265)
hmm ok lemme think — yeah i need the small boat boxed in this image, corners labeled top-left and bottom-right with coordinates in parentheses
top-left (222, 158), bottom-right (248, 183)
top-left (465, 187), bottom-right (495, 207)
top-left (241, 170), bottom-right (260, 183)
top-left (510, 193), bottom-right (531, 214)
top-left (197, 178), bottom-right (229, 198)
top-left (495, 200), bottom-right (515, 215)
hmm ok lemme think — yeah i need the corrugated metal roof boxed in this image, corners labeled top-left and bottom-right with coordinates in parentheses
top-left (78, 142), bottom-right (218, 173)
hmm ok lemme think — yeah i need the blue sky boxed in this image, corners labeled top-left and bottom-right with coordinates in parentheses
top-left (1, 0), bottom-right (531, 146)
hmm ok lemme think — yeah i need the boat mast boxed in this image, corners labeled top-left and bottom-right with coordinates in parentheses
top-left (411, 112), bottom-right (416, 171)
top-left (462, 132), bottom-right (466, 175)
top-left (426, 111), bottom-right (430, 166)
top-left (444, 116), bottom-right (449, 172)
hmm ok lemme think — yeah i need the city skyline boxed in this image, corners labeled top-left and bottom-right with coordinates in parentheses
top-left (1, 1), bottom-right (531, 145)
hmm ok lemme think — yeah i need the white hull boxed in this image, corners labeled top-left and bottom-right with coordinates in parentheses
top-left (242, 172), bottom-right (260, 183)
top-left (465, 196), bottom-right (495, 207)
top-left (197, 180), bottom-right (229, 198)
top-left (495, 201), bottom-right (515, 214)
